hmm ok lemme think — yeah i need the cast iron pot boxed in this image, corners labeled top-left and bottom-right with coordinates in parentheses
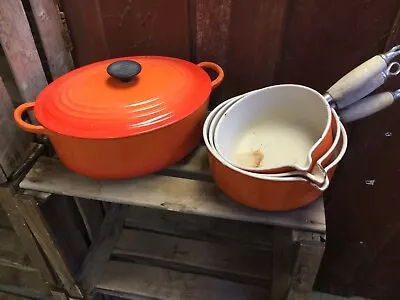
top-left (14, 56), bottom-right (224, 179)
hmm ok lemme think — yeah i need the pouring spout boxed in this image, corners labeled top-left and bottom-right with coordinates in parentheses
top-left (392, 89), bottom-right (400, 100)
top-left (381, 45), bottom-right (400, 64)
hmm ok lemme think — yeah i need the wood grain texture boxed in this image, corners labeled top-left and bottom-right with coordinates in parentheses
top-left (195, 0), bottom-right (231, 66)
top-left (0, 0), bottom-right (48, 102)
top-left (194, 0), bottom-right (232, 106)
top-left (58, 0), bottom-right (109, 65)
top-left (125, 206), bottom-right (273, 250)
top-left (73, 197), bottom-right (104, 243)
top-left (20, 156), bottom-right (326, 232)
top-left (61, 0), bottom-right (191, 65)
top-left (275, 0), bottom-right (399, 92)
top-left (98, 0), bottom-right (190, 59)
top-left (40, 195), bottom-right (89, 274)
top-left (28, 0), bottom-right (74, 79)
top-left (17, 194), bottom-right (82, 298)
top-left (287, 237), bottom-right (325, 300)
top-left (314, 2), bottom-right (400, 297)
top-left (114, 228), bottom-right (271, 286)
top-left (0, 259), bottom-right (49, 293)
top-left (0, 77), bottom-right (32, 180)
top-left (271, 227), bottom-right (294, 300)
top-left (222, 0), bottom-right (289, 99)
top-left (97, 260), bottom-right (269, 300)
top-left (77, 204), bottom-right (125, 295)
top-left (0, 187), bottom-right (54, 286)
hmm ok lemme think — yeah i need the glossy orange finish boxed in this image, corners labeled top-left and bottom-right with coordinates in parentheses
top-left (209, 154), bottom-right (330, 210)
top-left (14, 57), bottom-right (224, 179)
top-left (32, 57), bottom-right (224, 139)
top-left (22, 101), bottom-right (207, 178)
top-left (208, 117), bottom-right (343, 211)
top-left (14, 103), bottom-right (46, 134)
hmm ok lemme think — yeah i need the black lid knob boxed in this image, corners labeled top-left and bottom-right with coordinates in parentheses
top-left (107, 60), bottom-right (142, 82)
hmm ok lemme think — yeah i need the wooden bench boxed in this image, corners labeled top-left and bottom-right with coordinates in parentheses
top-left (16, 145), bottom-right (326, 300)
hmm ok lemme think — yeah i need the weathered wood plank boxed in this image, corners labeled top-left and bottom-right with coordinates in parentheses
top-left (223, 0), bottom-right (289, 99)
top-left (97, 260), bottom-right (269, 300)
top-left (73, 197), bottom-right (104, 243)
top-left (0, 206), bottom-right (12, 229)
top-left (125, 206), bottom-right (273, 250)
top-left (0, 77), bottom-right (32, 180)
top-left (114, 228), bottom-right (271, 286)
top-left (28, 0), bottom-right (74, 79)
top-left (58, 0), bottom-right (109, 66)
top-left (17, 194), bottom-right (82, 298)
top-left (0, 228), bottom-right (29, 265)
top-left (0, 259), bottom-right (49, 293)
top-left (20, 156), bottom-right (326, 232)
top-left (77, 204), bottom-right (125, 295)
top-left (0, 187), bottom-right (54, 286)
top-left (286, 233), bottom-right (325, 300)
top-left (194, 0), bottom-right (232, 107)
top-left (0, 0), bottom-right (48, 102)
top-left (195, 0), bottom-right (231, 67)
top-left (40, 195), bottom-right (89, 274)
top-left (271, 227), bottom-right (294, 300)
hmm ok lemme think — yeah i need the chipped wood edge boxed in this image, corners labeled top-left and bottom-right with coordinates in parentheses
top-left (16, 192), bottom-right (82, 298)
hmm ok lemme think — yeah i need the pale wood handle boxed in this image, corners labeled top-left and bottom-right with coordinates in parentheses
top-left (339, 92), bottom-right (394, 123)
top-left (336, 72), bottom-right (385, 109)
top-left (327, 56), bottom-right (386, 104)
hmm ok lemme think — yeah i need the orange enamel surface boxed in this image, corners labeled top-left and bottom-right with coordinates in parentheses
top-left (46, 102), bottom-right (208, 179)
top-left (209, 153), bottom-right (334, 211)
top-left (14, 102), bottom-right (46, 134)
top-left (34, 57), bottom-right (222, 139)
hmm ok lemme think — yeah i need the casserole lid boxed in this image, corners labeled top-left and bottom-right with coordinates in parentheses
top-left (34, 56), bottom-right (222, 139)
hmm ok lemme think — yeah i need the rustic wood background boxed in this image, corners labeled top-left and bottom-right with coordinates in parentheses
top-left (59, 1), bottom-right (400, 299)
top-left (2, 0), bottom-right (400, 299)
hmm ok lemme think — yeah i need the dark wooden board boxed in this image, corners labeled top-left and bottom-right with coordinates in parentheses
top-left (28, 0), bottom-right (74, 79)
top-left (40, 195), bottom-right (89, 274)
top-left (96, 260), bottom-right (269, 300)
top-left (274, 0), bottom-right (400, 92)
top-left (125, 206), bottom-right (273, 250)
top-left (114, 228), bottom-right (271, 286)
top-left (60, 0), bottom-right (191, 65)
top-left (222, 0), bottom-right (289, 100)
top-left (73, 197), bottom-right (104, 243)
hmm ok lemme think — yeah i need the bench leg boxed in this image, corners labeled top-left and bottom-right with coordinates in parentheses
top-left (286, 232), bottom-right (325, 300)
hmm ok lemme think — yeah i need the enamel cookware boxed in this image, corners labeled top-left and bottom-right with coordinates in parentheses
top-left (14, 57), bottom-right (224, 179)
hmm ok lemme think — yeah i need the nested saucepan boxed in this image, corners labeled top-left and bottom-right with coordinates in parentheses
top-left (214, 85), bottom-right (333, 174)
top-left (14, 57), bottom-right (224, 179)
top-left (211, 46), bottom-right (400, 175)
top-left (203, 98), bottom-right (348, 211)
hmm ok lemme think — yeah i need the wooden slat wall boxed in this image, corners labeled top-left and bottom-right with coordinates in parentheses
top-left (28, 0), bottom-right (400, 298)
top-left (28, 0), bottom-right (74, 79)
top-left (0, 0), bottom-right (47, 103)
top-left (0, 78), bottom-right (32, 181)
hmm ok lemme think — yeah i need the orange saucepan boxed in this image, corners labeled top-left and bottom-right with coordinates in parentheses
top-left (14, 57), bottom-right (223, 179)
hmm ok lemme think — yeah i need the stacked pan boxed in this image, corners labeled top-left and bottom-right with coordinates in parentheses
top-left (204, 46), bottom-right (400, 211)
